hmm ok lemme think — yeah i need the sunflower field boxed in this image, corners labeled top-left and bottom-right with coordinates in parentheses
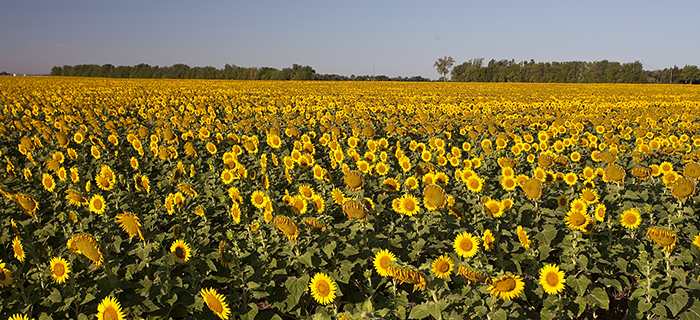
top-left (2, 77), bottom-right (700, 320)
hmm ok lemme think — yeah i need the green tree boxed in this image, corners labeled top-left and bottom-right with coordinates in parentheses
top-left (433, 56), bottom-right (455, 82)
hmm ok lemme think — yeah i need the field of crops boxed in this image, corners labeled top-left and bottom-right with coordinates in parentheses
top-left (2, 77), bottom-right (700, 320)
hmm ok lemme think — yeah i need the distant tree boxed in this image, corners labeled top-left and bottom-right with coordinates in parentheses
top-left (682, 65), bottom-right (700, 84)
top-left (433, 56), bottom-right (455, 82)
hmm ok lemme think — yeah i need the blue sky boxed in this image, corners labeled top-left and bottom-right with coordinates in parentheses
top-left (2, 1), bottom-right (698, 78)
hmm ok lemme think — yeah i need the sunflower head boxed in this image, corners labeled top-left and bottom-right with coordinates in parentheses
top-left (50, 257), bottom-right (71, 284)
top-left (431, 254), bottom-right (454, 278)
top-left (97, 296), bottom-right (126, 320)
top-left (671, 178), bottom-right (695, 201)
top-left (343, 200), bottom-right (367, 221)
top-left (200, 287), bottom-right (231, 319)
top-left (170, 239), bottom-right (191, 264)
top-left (423, 184), bottom-right (447, 210)
top-left (521, 178), bottom-right (542, 201)
top-left (457, 264), bottom-right (491, 283)
top-left (343, 170), bottom-right (364, 190)
top-left (309, 272), bottom-right (338, 305)
top-left (646, 227), bottom-right (677, 252)
top-left (373, 249), bottom-right (397, 277)
top-left (604, 164), bottom-right (626, 184)
top-left (620, 208), bottom-right (641, 230)
top-left (273, 216), bottom-right (299, 241)
top-left (488, 274), bottom-right (525, 300)
top-left (67, 234), bottom-right (103, 267)
top-left (539, 264), bottom-right (566, 295)
top-left (454, 231), bottom-right (479, 258)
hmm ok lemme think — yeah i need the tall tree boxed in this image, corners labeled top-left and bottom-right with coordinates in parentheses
top-left (434, 56), bottom-right (455, 82)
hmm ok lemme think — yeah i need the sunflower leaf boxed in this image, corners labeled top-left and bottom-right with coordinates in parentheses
top-left (681, 300), bottom-right (700, 320)
top-left (408, 302), bottom-right (430, 319)
top-left (667, 290), bottom-right (689, 317)
top-left (586, 287), bottom-right (609, 310)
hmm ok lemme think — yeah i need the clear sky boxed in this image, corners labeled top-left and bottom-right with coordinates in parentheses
top-left (2, 0), bottom-right (698, 79)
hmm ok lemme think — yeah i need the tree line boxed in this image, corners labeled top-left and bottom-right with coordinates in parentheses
top-left (49, 63), bottom-right (431, 82)
top-left (449, 58), bottom-right (700, 84)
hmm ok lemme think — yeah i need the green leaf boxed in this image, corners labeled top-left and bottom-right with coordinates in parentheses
top-left (652, 304), bottom-right (668, 318)
top-left (285, 275), bottom-right (309, 304)
top-left (536, 224), bottom-right (558, 247)
top-left (408, 303), bottom-right (430, 319)
top-left (600, 278), bottom-right (622, 292)
top-left (490, 309), bottom-right (508, 320)
top-left (681, 300), bottom-right (700, 320)
top-left (667, 291), bottom-right (689, 317)
top-left (47, 288), bottom-right (62, 304)
top-left (568, 274), bottom-right (591, 296)
top-left (586, 287), bottom-right (609, 310)
top-left (427, 301), bottom-right (447, 320)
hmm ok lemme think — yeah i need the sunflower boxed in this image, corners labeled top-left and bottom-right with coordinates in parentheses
top-left (170, 239), bottom-right (192, 264)
top-left (484, 199), bottom-right (504, 218)
top-left (90, 145), bottom-right (100, 159)
top-left (454, 231), bottom-right (479, 258)
top-left (620, 208), bottom-right (641, 229)
top-left (483, 229), bottom-right (495, 251)
top-left (397, 194), bottom-right (420, 216)
top-left (387, 262), bottom-right (427, 291)
top-left (556, 195), bottom-right (569, 209)
top-left (517, 226), bottom-right (530, 249)
top-left (12, 236), bottom-right (25, 263)
top-left (693, 234), bottom-right (700, 250)
top-left (274, 216), bottom-right (299, 241)
top-left (603, 164), bottom-right (626, 184)
top-left (221, 169), bottom-right (235, 184)
top-left (466, 175), bottom-right (485, 193)
top-left (97, 296), bottom-right (125, 320)
top-left (343, 200), bottom-right (367, 220)
top-left (116, 212), bottom-right (144, 241)
top-left (382, 177), bottom-right (400, 192)
top-left (373, 249), bottom-right (397, 277)
top-left (67, 234), bottom-right (103, 267)
top-left (251, 190), bottom-right (267, 209)
top-left (49, 257), bottom-right (70, 284)
top-left (594, 204), bottom-right (606, 222)
top-left (431, 254), bottom-right (454, 278)
top-left (344, 170), bottom-right (364, 190)
top-left (423, 184), bottom-right (447, 210)
top-left (539, 264), bottom-right (566, 295)
top-left (521, 178), bottom-right (543, 201)
top-left (488, 274), bottom-right (525, 300)
top-left (564, 172), bottom-right (578, 186)
top-left (458, 264), bottom-right (490, 283)
top-left (8, 314), bottom-right (31, 320)
top-left (570, 199), bottom-right (587, 213)
top-left (580, 188), bottom-right (599, 204)
top-left (201, 287), bottom-right (231, 319)
top-left (331, 188), bottom-right (345, 205)
top-left (646, 227), bottom-right (677, 252)
top-left (501, 176), bottom-right (517, 191)
top-left (89, 194), bottom-right (107, 214)
top-left (0, 260), bottom-right (14, 287)
top-left (290, 195), bottom-right (308, 215)
top-left (42, 173), bottom-right (56, 192)
top-left (671, 178), bottom-right (696, 201)
top-left (309, 272), bottom-right (338, 305)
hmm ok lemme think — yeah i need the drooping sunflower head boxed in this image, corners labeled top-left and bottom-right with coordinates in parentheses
top-left (343, 170), bottom-right (364, 191)
top-left (671, 178), bottom-right (696, 201)
top-left (382, 177), bottom-right (400, 192)
top-left (603, 164), bottom-right (626, 184)
top-left (387, 262), bottom-right (427, 291)
top-left (458, 264), bottom-right (491, 284)
top-left (343, 200), bottom-right (367, 221)
top-left (431, 254), bottom-right (454, 279)
top-left (67, 234), bottom-right (103, 267)
top-left (170, 239), bottom-right (192, 264)
top-left (516, 226), bottom-right (530, 249)
top-left (631, 167), bottom-right (651, 181)
top-left (521, 178), bottom-right (542, 201)
top-left (683, 162), bottom-right (700, 180)
top-left (539, 264), bottom-right (566, 295)
top-left (423, 184), bottom-right (447, 211)
top-left (488, 274), bottom-right (525, 300)
top-left (273, 216), bottom-right (299, 241)
top-left (115, 212), bottom-right (144, 241)
top-left (646, 227), bottom-right (677, 252)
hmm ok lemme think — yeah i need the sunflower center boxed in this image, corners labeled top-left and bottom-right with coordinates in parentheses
top-left (496, 278), bottom-right (516, 292)
top-left (571, 211), bottom-right (586, 226)
top-left (438, 261), bottom-right (449, 273)
top-left (0, 271), bottom-right (5, 280)
top-left (94, 200), bottom-right (103, 210)
top-left (403, 200), bottom-right (415, 212)
top-left (205, 296), bottom-right (224, 313)
top-left (460, 238), bottom-right (473, 252)
top-left (103, 307), bottom-right (119, 320)
top-left (624, 214), bottom-right (637, 225)
top-left (469, 180), bottom-right (480, 189)
top-left (54, 264), bottom-right (65, 276)
top-left (546, 272), bottom-right (559, 286)
top-left (487, 203), bottom-right (500, 214)
top-left (316, 280), bottom-right (330, 296)
top-left (379, 256), bottom-right (391, 269)
top-left (175, 247), bottom-right (186, 259)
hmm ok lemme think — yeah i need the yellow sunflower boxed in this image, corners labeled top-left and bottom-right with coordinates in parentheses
top-left (517, 226), bottom-right (530, 249)
top-left (539, 264), bottom-right (566, 295)
top-left (42, 173), bottom-right (56, 192)
top-left (453, 231), bottom-right (480, 258)
top-left (67, 234), bottom-right (103, 267)
top-left (646, 227), bottom-right (677, 252)
top-left (488, 274), bottom-right (525, 300)
top-left (170, 239), bottom-right (192, 264)
top-left (565, 210), bottom-right (590, 232)
top-left (8, 314), bottom-right (31, 320)
top-left (50, 257), bottom-right (70, 284)
top-left (0, 260), bottom-right (14, 287)
top-left (201, 287), bottom-right (231, 320)
top-left (97, 296), bottom-right (125, 320)
top-left (115, 212), bottom-right (144, 241)
top-left (12, 236), bottom-right (25, 263)
top-left (594, 204), bottom-right (606, 222)
top-left (693, 234), bottom-right (700, 250)
top-left (431, 254), bottom-right (454, 278)
top-left (483, 229), bottom-right (495, 251)
top-left (274, 216), bottom-right (299, 241)
top-left (373, 249), bottom-right (397, 277)
top-left (620, 208), bottom-right (641, 229)
top-left (484, 199), bottom-right (504, 218)
top-left (309, 272), bottom-right (338, 305)
top-left (466, 175), bottom-right (485, 193)
top-left (398, 194), bottom-right (420, 216)
top-left (250, 190), bottom-right (267, 209)
top-left (89, 194), bottom-right (107, 214)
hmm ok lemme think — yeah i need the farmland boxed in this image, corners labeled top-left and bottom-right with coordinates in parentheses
top-left (1, 77), bottom-right (700, 319)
